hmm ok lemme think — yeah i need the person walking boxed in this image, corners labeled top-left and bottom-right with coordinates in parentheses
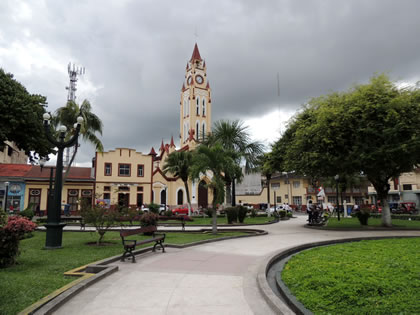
top-left (307, 200), bottom-right (314, 223)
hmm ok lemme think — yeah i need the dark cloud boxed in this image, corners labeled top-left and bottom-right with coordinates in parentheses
top-left (1, 0), bottom-right (420, 165)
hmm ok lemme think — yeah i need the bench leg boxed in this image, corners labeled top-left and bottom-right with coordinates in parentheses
top-left (121, 248), bottom-right (136, 263)
top-left (153, 240), bottom-right (165, 253)
top-left (182, 222), bottom-right (185, 231)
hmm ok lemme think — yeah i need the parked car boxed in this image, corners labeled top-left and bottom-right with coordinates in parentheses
top-left (141, 204), bottom-right (168, 214)
top-left (172, 206), bottom-right (189, 215)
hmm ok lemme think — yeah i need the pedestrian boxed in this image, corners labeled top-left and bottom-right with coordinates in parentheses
top-left (307, 200), bottom-right (313, 223)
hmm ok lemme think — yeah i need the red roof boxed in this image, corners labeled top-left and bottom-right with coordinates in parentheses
top-left (25, 166), bottom-right (93, 180)
top-left (170, 135), bottom-right (175, 147)
top-left (0, 164), bottom-right (32, 177)
top-left (190, 43), bottom-right (202, 62)
top-left (149, 147), bottom-right (157, 155)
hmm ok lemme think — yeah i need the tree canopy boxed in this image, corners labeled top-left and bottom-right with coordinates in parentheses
top-left (272, 74), bottom-right (420, 226)
top-left (0, 68), bottom-right (52, 160)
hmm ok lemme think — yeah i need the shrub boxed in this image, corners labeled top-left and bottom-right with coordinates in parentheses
top-left (0, 216), bottom-right (37, 268)
top-left (356, 208), bottom-right (370, 225)
top-left (250, 208), bottom-right (257, 218)
top-left (225, 207), bottom-right (238, 224)
top-left (139, 212), bottom-right (159, 227)
top-left (81, 204), bottom-right (118, 245)
top-left (148, 203), bottom-right (160, 214)
top-left (287, 211), bottom-right (293, 218)
top-left (0, 208), bottom-right (7, 226)
top-left (20, 208), bottom-right (34, 220)
top-left (204, 208), bottom-right (213, 218)
top-left (237, 206), bottom-right (248, 223)
top-left (163, 210), bottom-right (173, 217)
top-left (279, 210), bottom-right (287, 218)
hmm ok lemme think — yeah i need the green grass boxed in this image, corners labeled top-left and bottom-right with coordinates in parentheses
top-left (282, 238), bottom-right (420, 314)
top-left (0, 230), bottom-right (247, 315)
top-left (325, 217), bottom-right (420, 229)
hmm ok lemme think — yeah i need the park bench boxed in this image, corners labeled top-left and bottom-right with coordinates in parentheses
top-left (158, 215), bottom-right (193, 231)
top-left (119, 225), bottom-right (165, 263)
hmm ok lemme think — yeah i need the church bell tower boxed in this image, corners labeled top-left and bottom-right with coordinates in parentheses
top-left (180, 43), bottom-right (212, 148)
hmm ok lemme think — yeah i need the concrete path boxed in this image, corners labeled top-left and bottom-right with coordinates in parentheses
top-left (53, 215), bottom-right (420, 315)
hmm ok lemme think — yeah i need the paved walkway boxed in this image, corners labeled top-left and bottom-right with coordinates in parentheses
top-left (54, 216), bottom-right (420, 315)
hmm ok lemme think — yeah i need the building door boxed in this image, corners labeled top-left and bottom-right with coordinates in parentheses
top-left (198, 180), bottom-right (208, 209)
top-left (177, 189), bottom-right (183, 205)
top-left (28, 189), bottom-right (41, 212)
top-left (118, 193), bottom-right (129, 208)
top-left (160, 189), bottom-right (166, 205)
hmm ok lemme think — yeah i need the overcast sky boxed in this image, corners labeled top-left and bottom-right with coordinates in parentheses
top-left (1, 0), bottom-right (420, 166)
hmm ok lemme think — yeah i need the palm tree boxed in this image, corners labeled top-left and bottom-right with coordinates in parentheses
top-left (190, 143), bottom-right (240, 234)
top-left (162, 150), bottom-right (193, 216)
top-left (54, 99), bottom-right (103, 181)
top-left (205, 120), bottom-right (264, 206)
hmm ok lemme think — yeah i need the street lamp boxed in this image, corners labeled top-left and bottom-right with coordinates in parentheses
top-left (4, 182), bottom-right (9, 213)
top-left (334, 174), bottom-right (340, 221)
top-left (43, 112), bottom-right (83, 249)
top-left (40, 157), bottom-right (54, 218)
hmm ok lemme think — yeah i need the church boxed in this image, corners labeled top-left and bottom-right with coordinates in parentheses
top-left (93, 44), bottom-right (213, 210)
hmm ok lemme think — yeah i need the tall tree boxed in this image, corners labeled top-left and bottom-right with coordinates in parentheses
top-left (273, 74), bottom-right (420, 227)
top-left (162, 150), bottom-right (193, 216)
top-left (257, 152), bottom-right (277, 215)
top-left (54, 99), bottom-right (103, 181)
top-left (190, 143), bottom-right (239, 234)
top-left (205, 120), bottom-right (264, 206)
top-left (0, 68), bottom-right (52, 161)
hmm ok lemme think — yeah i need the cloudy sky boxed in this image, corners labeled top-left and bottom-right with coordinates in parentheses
top-left (1, 0), bottom-right (420, 166)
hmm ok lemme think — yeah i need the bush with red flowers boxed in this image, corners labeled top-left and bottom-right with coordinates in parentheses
top-left (0, 214), bottom-right (37, 268)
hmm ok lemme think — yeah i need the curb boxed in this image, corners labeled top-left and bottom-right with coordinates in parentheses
top-left (257, 235), bottom-right (420, 315)
top-left (304, 224), bottom-right (420, 231)
top-left (22, 228), bottom-right (267, 314)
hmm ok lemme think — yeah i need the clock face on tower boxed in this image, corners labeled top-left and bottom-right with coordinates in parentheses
top-left (187, 76), bottom-right (192, 85)
top-left (195, 75), bottom-right (203, 84)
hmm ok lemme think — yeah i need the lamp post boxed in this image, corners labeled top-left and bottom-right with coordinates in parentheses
top-left (40, 158), bottom-right (54, 218)
top-left (4, 182), bottom-right (9, 213)
top-left (43, 113), bottom-right (83, 249)
top-left (334, 174), bottom-right (340, 221)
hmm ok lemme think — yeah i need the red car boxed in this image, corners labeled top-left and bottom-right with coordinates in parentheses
top-left (172, 206), bottom-right (189, 215)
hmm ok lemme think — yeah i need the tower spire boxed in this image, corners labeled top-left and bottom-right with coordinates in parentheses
top-left (190, 43), bottom-right (202, 62)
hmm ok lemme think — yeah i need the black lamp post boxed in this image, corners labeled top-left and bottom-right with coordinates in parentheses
top-left (43, 112), bottom-right (83, 249)
top-left (334, 174), bottom-right (340, 221)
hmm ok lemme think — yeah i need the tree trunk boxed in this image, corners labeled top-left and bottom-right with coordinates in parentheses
top-left (232, 178), bottom-right (236, 207)
top-left (371, 180), bottom-right (391, 227)
top-left (184, 180), bottom-right (192, 216)
top-left (225, 181), bottom-right (232, 207)
top-left (62, 142), bottom-right (78, 186)
top-left (212, 188), bottom-right (218, 235)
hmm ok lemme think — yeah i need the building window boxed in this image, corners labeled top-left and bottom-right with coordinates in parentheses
top-left (137, 186), bottom-right (143, 192)
top-left (137, 164), bottom-right (144, 177)
top-left (293, 181), bottom-right (300, 188)
top-left (183, 100), bottom-right (187, 117)
top-left (119, 186), bottom-right (130, 192)
top-left (81, 190), bottom-right (92, 207)
top-left (118, 164), bottom-right (131, 176)
top-left (103, 193), bottom-right (110, 200)
top-left (202, 122), bottom-right (206, 140)
top-left (403, 184), bottom-right (412, 191)
top-left (118, 193), bottom-right (129, 208)
top-left (271, 183), bottom-right (280, 189)
top-left (292, 196), bottom-right (302, 205)
top-left (104, 186), bottom-right (111, 191)
top-left (67, 189), bottom-right (79, 212)
top-left (276, 196), bottom-right (282, 203)
top-left (28, 189), bottom-right (41, 212)
top-left (202, 98), bottom-right (206, 116)
top-left (285, 194), bottom-right (288, 200)
top-left (104, 163), bottom-right (112, 176)
top-left (196, 96), bottom-right (200, 115)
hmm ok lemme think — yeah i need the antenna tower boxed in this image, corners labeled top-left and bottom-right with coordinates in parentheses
top-left (66, 62), bottom-right (85, 102)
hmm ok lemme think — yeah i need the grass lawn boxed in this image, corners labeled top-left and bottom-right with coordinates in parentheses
top-left (0, 230), bottom-right (247, 315)
top-left (282, 238), bottom-right (420, 314)
top-left (325, 217), bottom-right (420, 229)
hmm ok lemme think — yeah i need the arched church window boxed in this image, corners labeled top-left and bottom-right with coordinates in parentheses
top-left (183, 100), bottom-right (187, 117)
top-left (202, 122), bottom-right (206, 140)
top-left (177, 189), bottom-right (183, 205)
top-left (196, 121), bottom-right (199, 140)
top-left (196, 96), bottom-right (200, 116)
top-left (202, 98), bottom-right (206, 116)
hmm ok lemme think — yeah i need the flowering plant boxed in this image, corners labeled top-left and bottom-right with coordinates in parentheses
top-left (5, 216), bottom-right (37, 238)
top-left (139, 212), bottom-right (159, 227)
